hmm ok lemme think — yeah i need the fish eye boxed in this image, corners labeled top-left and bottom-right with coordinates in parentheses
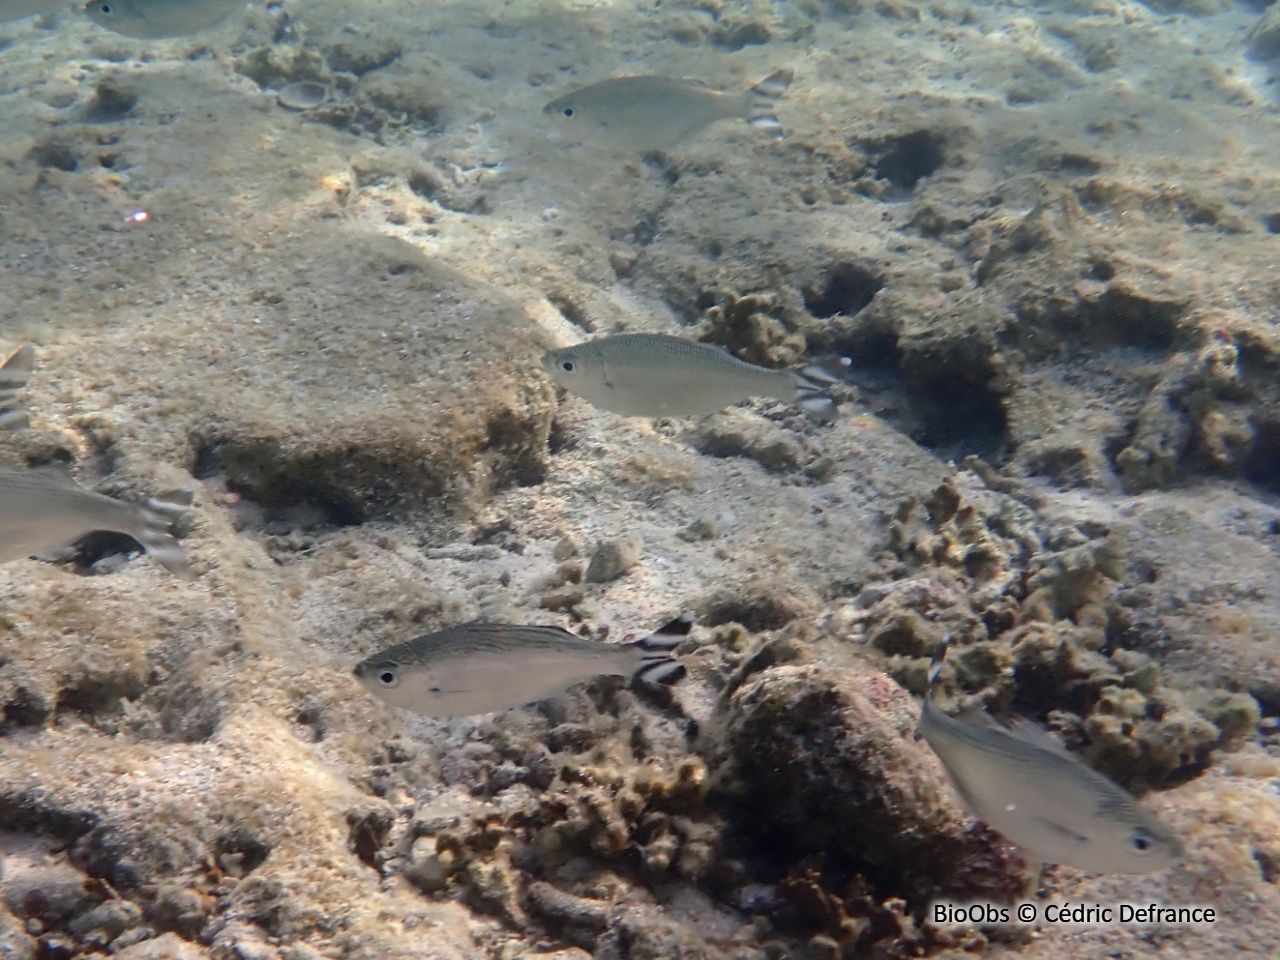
top-left (1130, 828), bottom-right (1154, 853)
top-left (562, 106), bottom-right (575, 118)
top-left (377, 668), bottom-right (399, 687)
top-left (559, 359), bottom-right (576, 373)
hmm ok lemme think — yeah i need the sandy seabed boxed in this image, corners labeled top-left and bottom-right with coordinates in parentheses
top-left (2, 1), bottom-right (1280, 957)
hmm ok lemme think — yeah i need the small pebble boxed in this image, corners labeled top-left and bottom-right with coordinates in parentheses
top-left (585, 536), bottom-right (640, 583)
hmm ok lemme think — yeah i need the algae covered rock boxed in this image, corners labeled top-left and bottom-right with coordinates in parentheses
top-left (721, 662), bottom-right (1026, 903)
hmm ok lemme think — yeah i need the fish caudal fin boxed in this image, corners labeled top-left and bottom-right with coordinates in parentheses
top-left (793, 356), bottom-right (851, 423)
top-left (914, 635), bottom-right (954, 739)
top-left (0, 344), bottom-right (35, 430)
top-left (629, 612), bottom-right (694, 686)
top-left (135, 489), bottom-right (194, 579)
top-left (747, 68), bottom-right (794, 139)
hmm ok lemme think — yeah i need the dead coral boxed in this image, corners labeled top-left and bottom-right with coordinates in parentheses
top-left (862, 476), bottom-right (1262, 788)
top-left (401, 756), bottom-right (722, 933)
top-left (1116, 332), bottom-right (1257, 492)
top-left (776, 858), bottom-right (932, 960)
top-left (702, 289), bottom-right (806, 367)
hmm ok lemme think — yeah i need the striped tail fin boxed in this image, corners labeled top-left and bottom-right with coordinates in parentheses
top-left (134, 489), bottom-right (194, 579)
top-left (793, 356), bottom-right (851, 423)
top-left (914, 635), bottom-right (953, 739)
top-left (0, 344), bottom-right (35, 430)
top-left (746, 68), bottom-right (794, 139)
top-left (628, 612), bottom-right (694, 686)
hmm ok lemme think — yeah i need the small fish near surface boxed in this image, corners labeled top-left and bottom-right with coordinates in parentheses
top-left (541, 333), bottom-right (846, 422)
top-left (543, 68), bottom-right (794, 152)
top-left (0, 344), bottom-right (35, 430)
top-left (916, 656), bottom-right (1183, 875)
top-left (0, 466), bottom-right (193, 578)
top-left (354, 614), bottom-right (693, 717)
top-left (83, 0), bottom-right (245, 39)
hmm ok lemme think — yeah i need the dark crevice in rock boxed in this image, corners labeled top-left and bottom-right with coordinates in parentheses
top-left (803, 262), bottom-right (885, 319)
top-left (912, 369), bottom-right (1010, 456)
top-left (193, 439), bottom-right (369, 529)
top-left (1244, 415), bottom-right (1280, 491)
top-left (214, 831), bottom-right (272, 878)
top-left (703, 595), bottom-right (798, 632)
top-left (347, 809), bottom-right (394, 870)
top-left (868, 130), bottom-right (946, 192)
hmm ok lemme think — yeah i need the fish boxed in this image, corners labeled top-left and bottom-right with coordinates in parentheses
top-left (0, 466), bottom-right (193, 578)
top-left (354, 614), bottom-right (693, 717)
top-left (916, 655), bottom-right (1184, 875)
top-left (543, 68), bottom-right (794, 152)
top-left (0, 344), bottom-right (34, 430)
top-left (541, 333), bottom-right (844, 421)
top-left (82, 0), bottom-right (244, 39)
top-left (0, 0), bottom-right (63, 23)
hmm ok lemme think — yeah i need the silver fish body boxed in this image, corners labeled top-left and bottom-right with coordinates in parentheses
top-left (0, 344), bottom-right (34, 430)
top-left (917, 696), bottom-right (1183, 874)
top-left (0, 467), bottom-right (193, 578)
top-left (354, 615), bottom-right (691, 717)
top-left (543, 69), bottom-right (793, 152)
top-left (541, 333), bottom-right (838, 421)
top-left (82, 0), bottom-right (243, 39)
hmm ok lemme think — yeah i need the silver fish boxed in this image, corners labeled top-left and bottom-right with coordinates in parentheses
top-left (354, 615), bottom-right (692, 717)
top-left (0, 344), bottom-right (34, 430)
top-left (541, 333), bottom-right (842, 421)
top-left (917, 660), bottom-right (1183, 874)
top-left (0, 466), bottom-right (193, 578)
top-left (0, 0), bottom-right (62, 23)
top-left (543, 68), bottom-right (794, 152)
top-left (82, 0), bottom-right (244, 39)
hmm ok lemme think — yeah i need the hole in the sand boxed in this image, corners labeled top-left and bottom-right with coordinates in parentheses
top-left (871, 130), bottom-right (945, 191)
top-left (803, 262), bottom-right (885, 319)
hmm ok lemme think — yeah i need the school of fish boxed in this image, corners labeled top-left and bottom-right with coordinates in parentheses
top-left (0, 0), bottom-right (1197, 903)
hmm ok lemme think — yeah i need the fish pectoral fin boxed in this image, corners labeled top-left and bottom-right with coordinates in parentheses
top-left (1032, 816), bottom-right (1090, 845)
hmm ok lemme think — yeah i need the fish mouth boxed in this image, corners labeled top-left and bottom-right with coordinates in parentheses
top-left (538, 351), bottom-right (558, 374)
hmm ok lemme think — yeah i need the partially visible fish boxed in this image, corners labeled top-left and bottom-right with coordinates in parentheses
top-left (354, 614), bottom-right (692, 717)
top-left (541, 333), bottom-right (844, 421)
top-left (0, 466), bottom-right (193, 578)
top-left (543, 68), bottom-right (794, 152)
top-left (0, 344), bottom-right (34, 430)
top-left (916, 655), bottom-right (1184, 875)
top-left (0, 0), bottom-right (63, 23)
top-left (82, 0), bottom-right (244, 39)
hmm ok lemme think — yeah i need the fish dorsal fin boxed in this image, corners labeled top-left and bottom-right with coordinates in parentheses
top-left (32, 462), bottom-right (80, 486)
top-left (1003, 717), bottom-right (1077, 758)
top-left (954, 702), bottom-right (998, 727)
